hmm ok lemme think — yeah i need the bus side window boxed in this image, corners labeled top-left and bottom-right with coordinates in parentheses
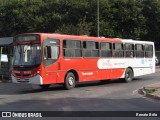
top-left (45, 46), bottom-right (59, 59)
top-left (43, 38), bottom-right (60, 67)
top-left (135, 44), bottom-right (144, 58)
top-left (83, 41), bottom-right (99, 57)
top-left (145, 44), bottom-right (153, 58)
top-left (124, 43), bottom-right (134, 58)
top-left (113, 43), bottom-right (124, 57)
top-left (63, 40), bottom-right (82, 58)
top-left (44, 46), bottom-right (51, 59)
top-left (100, 42), bottom-right (112, 57)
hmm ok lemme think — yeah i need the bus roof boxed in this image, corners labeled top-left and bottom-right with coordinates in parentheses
top-left (16, 33), bottom-right (122, 43)
top-left (15, 33), bottom-right (154, 44)
top-left (121, 39), bottom-right (154, 44)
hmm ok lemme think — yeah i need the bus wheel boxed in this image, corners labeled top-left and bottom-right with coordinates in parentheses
top-left (40, 84), bottom-right (50, 90)
top-left (124, 68), bottom-right (133, 82)
top-left (64, 72), bottom-right (76, 90)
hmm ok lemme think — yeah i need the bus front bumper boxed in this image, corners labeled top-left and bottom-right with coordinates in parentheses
top-left (11, 75), bottom-right (43, 85)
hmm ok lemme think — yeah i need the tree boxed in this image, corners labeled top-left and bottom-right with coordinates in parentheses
top-left (141, 0), bottom-right (160, 41)
top-left (0, 0), bottom-right (160, 45)
top-left (55, 18), bottom-right (92, 35)
top-left (101, 0), bottom-right (147, 39)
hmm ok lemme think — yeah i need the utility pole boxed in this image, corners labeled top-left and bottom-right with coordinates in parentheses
top-left (97, 0), bottom-right (100, 37)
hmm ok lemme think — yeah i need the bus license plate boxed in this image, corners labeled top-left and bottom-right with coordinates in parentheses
top-left (17, 78), bottom-right (29, 82)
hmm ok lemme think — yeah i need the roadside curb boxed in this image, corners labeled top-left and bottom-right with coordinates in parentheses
top-left (138, 87), bottom-right (160, 100)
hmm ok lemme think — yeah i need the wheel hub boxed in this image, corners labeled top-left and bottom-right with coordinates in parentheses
top-left (126, 73), bottom-right (129, 78)
top-left (68, 77), bottom-right (74, 86)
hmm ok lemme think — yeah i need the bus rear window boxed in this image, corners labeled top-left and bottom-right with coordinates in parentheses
top-left (15, 35), bottom-right (40, 42)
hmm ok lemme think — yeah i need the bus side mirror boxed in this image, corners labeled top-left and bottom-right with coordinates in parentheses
top-left (44, 46), bottom-right (51, 60)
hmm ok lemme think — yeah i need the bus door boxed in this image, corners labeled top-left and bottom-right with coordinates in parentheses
top-left (43, 38), bottom-right (60, 84)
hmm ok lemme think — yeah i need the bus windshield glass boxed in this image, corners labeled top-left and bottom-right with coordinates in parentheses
top-left (13, 44), bottom-right (41, 66)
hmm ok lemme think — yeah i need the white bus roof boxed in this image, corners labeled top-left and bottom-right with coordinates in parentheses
top-left (120, 39), bottom-right (154, 44)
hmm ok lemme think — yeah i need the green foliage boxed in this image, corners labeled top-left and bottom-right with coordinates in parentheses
top-left (141, 0), bottom-right (160, 40)
top-left (55, 18), bottom-right (92, 35)
top-left (145, 88), bottom-right (157, 94)
top-left (0, 0), bottom-right (160, 44)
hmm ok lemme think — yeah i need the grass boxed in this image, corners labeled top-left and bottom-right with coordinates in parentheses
top-left (145, 88), bottom-right (157, 94)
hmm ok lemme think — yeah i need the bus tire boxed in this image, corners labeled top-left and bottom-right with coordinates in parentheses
top-left (40, 84), bottom-right (50, 90)
top-left (64, 72), bottom-right (76, 90)
top-left (124, 68), bottom-right (133, 82)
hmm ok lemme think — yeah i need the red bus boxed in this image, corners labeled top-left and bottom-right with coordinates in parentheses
top-left (11, 33), bottom-right (155, 90)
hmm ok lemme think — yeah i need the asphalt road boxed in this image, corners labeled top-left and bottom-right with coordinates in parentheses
top-left (0, 70), bottom-right (160, 120)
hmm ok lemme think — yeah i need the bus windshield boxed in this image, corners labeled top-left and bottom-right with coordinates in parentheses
top-left (13, 44), bottom-right (41, 66)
